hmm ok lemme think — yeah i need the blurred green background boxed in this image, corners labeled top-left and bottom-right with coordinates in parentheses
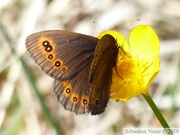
top-left (0, 0), bottom-right (180, 135)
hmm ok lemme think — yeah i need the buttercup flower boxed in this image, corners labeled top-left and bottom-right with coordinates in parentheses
top-left (97, 25), bottom-right (160, 101)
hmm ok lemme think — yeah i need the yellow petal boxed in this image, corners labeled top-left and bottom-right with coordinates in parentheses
top-left (129, 25), bottom-right (160, 60)
top-left (110, 79), bottom-right (145, 101)
top-left (141, 57), bottom-right (160, 94)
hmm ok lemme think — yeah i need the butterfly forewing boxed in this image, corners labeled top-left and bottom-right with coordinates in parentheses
top-left (89, 34), bottom-right (118, 115)
top-left (26, 30), bottom-right (98, 80)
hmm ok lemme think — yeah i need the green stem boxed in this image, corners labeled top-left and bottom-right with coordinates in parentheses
top-left (142, 93), bottom-right (174, 135)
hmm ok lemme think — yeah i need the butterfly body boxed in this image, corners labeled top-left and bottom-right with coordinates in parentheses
top-left (26, 30), bottom-right (118, 115)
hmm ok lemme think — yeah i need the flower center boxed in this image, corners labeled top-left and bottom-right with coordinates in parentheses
top-left (118, 60), bottom-right (136, 80)
top-left (116, 53), bottom-right (149, 86)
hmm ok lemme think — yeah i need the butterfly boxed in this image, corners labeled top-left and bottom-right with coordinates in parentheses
top-left (26, 30), bottom-right (118, 115)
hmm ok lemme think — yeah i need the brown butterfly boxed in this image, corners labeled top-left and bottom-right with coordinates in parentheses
top-left (26, 30), bottom-right (118, 115)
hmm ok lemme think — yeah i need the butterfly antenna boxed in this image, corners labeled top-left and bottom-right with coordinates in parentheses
top-left (92, 20), bottom-right (104, 32)
top-left (120, 18), bottom-right (140, 33)
top-left (114, 19), bottom-right (140, 55)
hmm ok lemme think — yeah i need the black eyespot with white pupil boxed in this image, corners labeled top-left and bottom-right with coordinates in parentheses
top-left (48, 54), bottom-right (53, 59)
top-left (43, 41), bottom-right (49, 46)
top-left (42, 41), bottom-right (53, 52)
top-left (73, 97), bottom-right (77, 102)
top-left (66, 88), bottom-right (70, 93)
top-left (83, 99), bottom-right (87, 105)
top-left (62, 67), bottom-right (66, 71)
top-left (96, 100), bottom-right (99, 105)
top-left (45, 46), bottom-right (52, 52)
top-left (55, 61), bottom-right (61, 67)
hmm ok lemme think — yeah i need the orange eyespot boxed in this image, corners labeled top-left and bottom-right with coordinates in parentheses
top-left (38, 37), bottom-right (56, 55)
top-left (81, 95), bottom-right (89, 106)
top-left (46, 54), bottom-right (54, 61)
top-left (53, 59), bottom-right (63, 69)
top-left (83, 99), bottom-right (88, 105)
top-left (54, 61), bottom-right (61, 67)
top-left (71, 93), bottom-right (79, 104)
top-left (62, 81), bottom-right (72, 98)
top-left (73, 97), bottom-right (78, 102)
top-left (42, 41), bottom-right (50, 46)
top-left (45, 45), bottom-right (53, 52)
top-left (48, 54), bottom-right (53, 59)
top-left (61, 66), bottom-right (67, 72)
top-left (66, 88), bottom-right (71, 94)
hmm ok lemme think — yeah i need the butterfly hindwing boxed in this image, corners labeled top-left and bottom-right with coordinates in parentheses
top-left (54, 62), bottom-right (92, 114)
top-left (26, 30), bottom-right (98, 80)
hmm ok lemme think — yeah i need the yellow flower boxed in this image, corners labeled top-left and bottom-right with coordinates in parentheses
top-left (97, 25), bottom-right (160, 101)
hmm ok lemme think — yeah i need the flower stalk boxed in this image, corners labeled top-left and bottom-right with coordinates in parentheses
top-left (142, 93), bottom-right (173, 135)
top-left (142, 93), bottom-right (170, 128)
